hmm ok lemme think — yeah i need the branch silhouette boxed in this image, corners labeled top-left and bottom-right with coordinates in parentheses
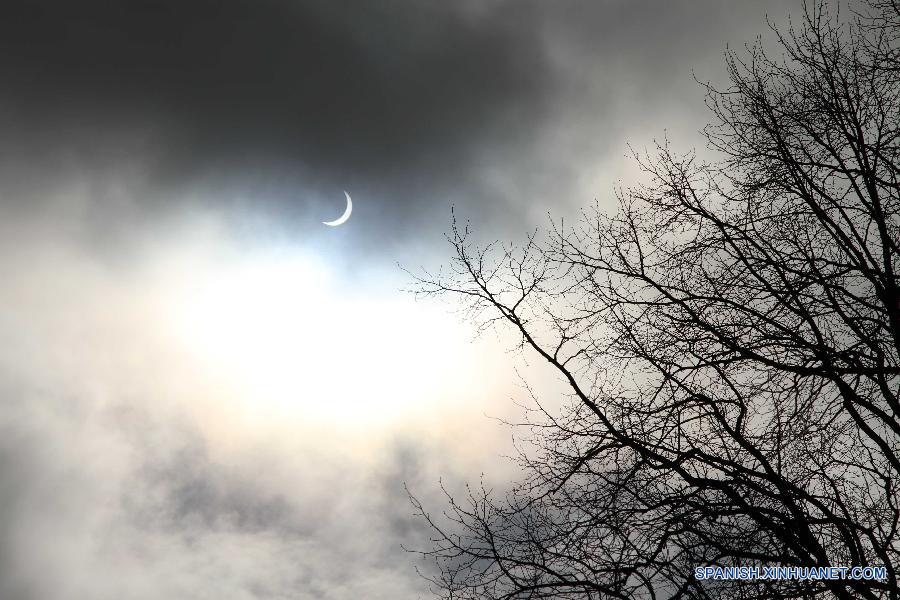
top-left (410, 2), bottom-right (900, 598)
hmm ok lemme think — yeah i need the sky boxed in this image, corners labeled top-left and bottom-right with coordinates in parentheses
top-left (0, 1), bottom-right (791, 598)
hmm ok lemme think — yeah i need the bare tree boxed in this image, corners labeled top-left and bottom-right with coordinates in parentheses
top-left (410, 2), bottom-right (900, 598)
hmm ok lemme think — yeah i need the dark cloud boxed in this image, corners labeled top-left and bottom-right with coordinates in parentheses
top-left (1, 0), bottom-right (547, 160)
top-left (0, 1), bottom-right (551, 228)
top-left (0, 0), bottom-right (788, 254)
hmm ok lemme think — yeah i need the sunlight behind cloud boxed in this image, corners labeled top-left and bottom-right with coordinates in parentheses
top-left (165, 247), bottom-right (470, 428)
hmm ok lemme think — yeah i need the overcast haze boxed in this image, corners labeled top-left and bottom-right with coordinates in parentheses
top-left (0, 2), bottom-right (791, 598)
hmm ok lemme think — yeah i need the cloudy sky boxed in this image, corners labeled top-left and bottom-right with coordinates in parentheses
top-left (0, 1), bottom-right (790, 598)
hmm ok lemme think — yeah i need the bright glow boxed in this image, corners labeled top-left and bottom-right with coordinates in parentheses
top-left (164, 247), bottom-right (468, 427)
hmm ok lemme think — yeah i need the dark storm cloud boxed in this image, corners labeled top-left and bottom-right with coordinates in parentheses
top-left (0, 0), bottom-right (788, 250)
top-left (0, 0), bottom-right (551, 221)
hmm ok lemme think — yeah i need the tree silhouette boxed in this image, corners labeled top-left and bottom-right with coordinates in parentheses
top-left (411, 2), bottom-right (900, 598)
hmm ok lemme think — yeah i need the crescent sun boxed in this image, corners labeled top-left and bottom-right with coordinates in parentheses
top-left (323, 191), bottom-right (353, 226)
